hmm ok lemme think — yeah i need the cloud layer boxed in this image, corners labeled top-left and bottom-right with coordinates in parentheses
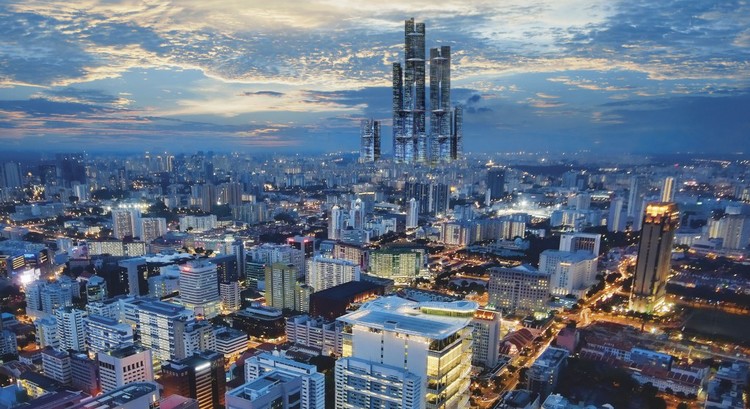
top-left (0, 0), bottom-right (748, 153)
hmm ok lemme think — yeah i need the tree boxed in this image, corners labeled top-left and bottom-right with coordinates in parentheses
top-left (676, 403), bottom-right (688, 409)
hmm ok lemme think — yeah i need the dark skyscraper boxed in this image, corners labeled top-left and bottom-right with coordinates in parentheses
top-left (629, 202), bottom-right (679, 314)
top-left (359, 119), bottom-right (381, 163)
top-left (487, 168), bottom-right (505, 200)
top-left (393, 18), bottom-right (426, 164)
top-left (393, 18), bottom-right (462, 164)
top-left (430, 46), bottom-right (451, 163)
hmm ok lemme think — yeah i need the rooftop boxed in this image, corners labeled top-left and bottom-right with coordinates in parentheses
top-left (310, 280), bottom-right (383, 300)
top-left (338, 296), bottom-right (477, 340)
top-left (72, 382), bottom-right (158, 409)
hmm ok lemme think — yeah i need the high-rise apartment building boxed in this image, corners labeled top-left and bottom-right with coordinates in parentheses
top-left (140, 217), bottom-right (167, 243)
top-left (306, 256), bottom-right (361, 293)
top-left (265, 263), bottom-right (298, 310)
top-left (629, 202), bottom-right (679, 313)
top-left (336, 296), bottom-right (477, 409)
top-left (112, 209), bottom-right (141, 239)
top-left (360, 119), bottom-right (381, 163)
top-left (55, 307), bottom-right (86, 352)
top-left (406, 198), bottom-right (419, 228)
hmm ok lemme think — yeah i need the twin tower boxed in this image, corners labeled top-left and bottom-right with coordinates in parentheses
top-left (360, 18), bottom-right (463, 164)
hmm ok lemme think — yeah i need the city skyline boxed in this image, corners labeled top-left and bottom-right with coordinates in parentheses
top-left (1, 1), bottom-right (749, 154)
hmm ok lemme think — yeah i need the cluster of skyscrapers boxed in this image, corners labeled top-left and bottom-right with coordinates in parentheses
top-left (361, 18), bottom-right (463, 165)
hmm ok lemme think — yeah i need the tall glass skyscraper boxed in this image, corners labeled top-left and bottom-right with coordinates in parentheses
top-left (359, 119), bottom-right (381, 163)
top-left (393, 19), bottom-right (463, 164)
top-left (393, 18), bottom-right (426, 164)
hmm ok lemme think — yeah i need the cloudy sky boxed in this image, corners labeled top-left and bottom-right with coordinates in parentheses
top-left (1, 0), bottom-right (748, 154)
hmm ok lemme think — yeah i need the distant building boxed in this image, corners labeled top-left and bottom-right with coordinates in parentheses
top-left (359, 119), bottom-right (381, 163)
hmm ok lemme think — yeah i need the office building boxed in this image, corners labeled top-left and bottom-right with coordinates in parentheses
top-left (488, 265), bottom-right (550, 317)
top-left (539, 250), bottom-right (598, 299)
top-left (84, 314), bottom-right (134, 355)
top-left (179, 260), bottom-right (221, 319)
top-left (629, 202), bottom-right (679, 313)
top-left (161, 351), bottom-right (226, 409)
top-left (306, 256), bottom-right (361, 293)
top-left (97, 344), bottom-right (154, 392)
top-left (392, 18), bottom-right (426, 164)
top-left (265, 263), bottom-right (298, 310)
top-left (527, 347), bottom-right (569, 400)
top-left (471, 309), bottom-right (503, 368)
top-left (220, 281), bottom-right (242, 312)
top-left (42, 347), bottom-right (72, 385)
top-left (245, 351), bottom-right (325, 409)
top-left (360, 119), bottom-right (381, 163)
top-left (134, 300), bottom-right (194, 364)
top-left (336, 296), bottom-right (477, 409)
top-left (558, 232), bottom-right (601, 256)
top-left (55, 307), bottom-right (86, 352)
top-left (214, 326), bottom-right (248, 364)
